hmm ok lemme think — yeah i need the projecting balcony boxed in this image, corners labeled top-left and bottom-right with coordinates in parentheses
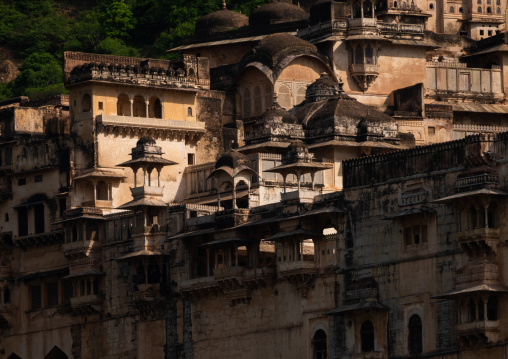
top-left (349, 18), bottom-right (377, 27)
top-left (352, 352), bottom-right (385, 359)
top-left (81, 199), bottom-right (113, 209)
top-left (455, 260), bottom-right (499, 287)
top-left (349, 64), bottom-right (380, 91)
top-left (345, 287), bottom-right (379, 302)
top-left (278, 261), bottom-right (317, 286)
top-left (97, 114), bottom-right (205, 140)
top-left (457, 320), bottom-right (499, 346)
top-left (70, 294), bottom-right (103, 310)
top-left (281, 189), bottom-right (319, 203)
top-left (456, 228), bottom-right (500, 254)
top-left (455, 173), bottom-right (498, 190)
top-left (62, 240), bottom-right (101, 257)
top-left (213, 266), bottom-right (245, 280)
top-left (179, 276), bottom-right (219, 296)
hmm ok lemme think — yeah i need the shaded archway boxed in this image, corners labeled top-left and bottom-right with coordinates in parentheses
top-left (312, 329), bottom-right (327, 359)
top-left (82, 93), bottom-right (91, 112)
top-left (149, 96), bottom-right (162, 118)
top-left (117, 94), bottom-right (131, 116)
top-left (133, 95), bottom-right (146, 117)
top-left (44, 346), bottom-right (69, 359)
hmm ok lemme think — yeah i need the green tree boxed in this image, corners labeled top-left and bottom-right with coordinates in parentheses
top-left (101, 1), bottom-right (136, 39)
top-left (96, 37), bottom-right (140, 57)
top-left (9, 53), bottom-right (65, 99)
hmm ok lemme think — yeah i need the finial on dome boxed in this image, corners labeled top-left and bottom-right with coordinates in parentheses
top-left (272, 92), bottom-right (281, 109)
top-left (338, 77), bottom-right (344, 93)
top-left (222, 0), bottom-right (227, 10)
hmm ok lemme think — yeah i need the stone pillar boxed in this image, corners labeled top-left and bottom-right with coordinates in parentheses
top-left (145, 101), bottom-right (149, 118)
top-left (129, 99), bottom-right (133, 117)
top-left (157, 169), bottom-right (161, 187)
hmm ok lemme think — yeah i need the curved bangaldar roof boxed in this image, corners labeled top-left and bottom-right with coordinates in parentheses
top-left (249, 2), bottom-right (309, 27)
top-left (195, 2), bottom-right (249, 37)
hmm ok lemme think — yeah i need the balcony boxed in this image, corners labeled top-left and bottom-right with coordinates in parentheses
top-left (281, 189), bottom-right (319, 203)
top-left (352, 352), bottom-right (385, 359)
top-left (456, 228), bottom-right (500, 254)
top-left (131, 186), bottom-right (164, 198)
top-left (350, 64), bottom-right (380, 91)
top-left (131, 224), bottom-right (162, 236)
top-left (345, 287), bottom-right (379, 302)
top-left (457, 320), bottom-right (499, 346)
top-left (179, 276), bottom-right (219, 297)
top-left (213, 266), bottom-right (245, 280)
top-left (62, 240), bottom-right (101, 257)
top-left (455, 260), bottom-right (499, 287)
top-left (97, 114), bottom-right (205, 140)
top-left (70, 294), bottom-right (102, 310)
top-left (349, 18), bottom-right (377, 27)
top-left (81, 199), bottom-right (113, 209)
top-left (455, 173), bottom-right (498, 190)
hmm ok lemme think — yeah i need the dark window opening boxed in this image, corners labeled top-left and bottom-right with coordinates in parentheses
top-left (188, 153), bottom-right (195, 165)
top-left (408, 314), bottom-right (423, 354)
top-left (487, 296), bottom-right (497, 320)
top-left (478, 300), bottom-right (485, 320)
top-left (429, 3), bottom-right (433, 9)
top-left (63, 280), bottom-right (72, 304)
top-left (82, 93), bottom-right (92, 112)
top-left (18, 207), bottom-right (28, 237)
top-left (4, 213), bottom-right (8, 222)
top-left (18, 178), bottom-right (26, 186)
top-left (34, 175), bottom-right (42, 183)
top-left (46, 281), bottom-right (59, 307)
top-left (34, 203), bottom-right (45, 234)
top-left (313, 329), bottom-right (327, 359)
top-left (30, 284), bottom-right (41, 310)
top-left (469, 298), bottom-right (477, 322)
top-left (59, 198), bottom-right (66, 218)
top-left (98, 102), bottom-right (103, 110)
top-left (3, 287), bottom-right (10, 304)
top-left (361, 320), bottom-right (375, 352)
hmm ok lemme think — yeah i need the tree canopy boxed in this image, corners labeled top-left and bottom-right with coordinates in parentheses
top-left (0, 0), bottom-right (271, 101)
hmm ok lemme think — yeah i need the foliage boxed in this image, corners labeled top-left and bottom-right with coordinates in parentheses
top-left (0, 0), bottom-right (271, 99)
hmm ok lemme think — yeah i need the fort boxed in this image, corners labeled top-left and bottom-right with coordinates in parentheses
top-left (2, 0), bottom-right (508, 358)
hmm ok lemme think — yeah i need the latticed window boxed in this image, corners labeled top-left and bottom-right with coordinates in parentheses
top-left (361, 321), bottom-right (375, 352)
top-left (408, 314), bottom-right (422, 354)
top-left (404, 224), bottom-right (427, 247)
top-left (46, 281), bottom-right (59, 307)
top-left (30, 284), bottom-right (41, 310)
top-left (313, 330), bottom-right (327, 359)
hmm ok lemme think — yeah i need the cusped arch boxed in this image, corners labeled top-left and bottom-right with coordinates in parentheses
top-left (44, 346), bottom-right (69, 359)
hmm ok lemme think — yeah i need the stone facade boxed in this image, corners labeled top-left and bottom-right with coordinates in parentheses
top-left (4, 1), bottom-right (508, 358)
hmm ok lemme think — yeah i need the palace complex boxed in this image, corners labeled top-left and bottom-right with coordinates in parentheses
top-left (2, 0), bottom-right (508, 358)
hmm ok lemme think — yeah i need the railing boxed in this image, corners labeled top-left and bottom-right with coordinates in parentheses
top-left (213, 266), bottom-right (245, 279)
top-left (62, 240), bottom-right (99, 253)
top-left (456, 228), bottom-right (500, 242)
top-left (350, 64), bottom-right (380, 74)
top-left (64, 207), bottom-right (103, 217)
top-left (97, 114), bottom-right (206, 131)
top-left (454, 124), bottom-right (508, 133)
top-left (278, 261), bottom-right (316, 273)
top-left (244, 267), bottom-right (275, 280)
top-left (455, 173), bottom-right (498, 189)
top-left (349, 18), bottom-right (377, 27)
top-left (185, 214), bottom-right (215, 227)
top-left (81, 199), bottom-right (113, 208)
top-left (455, 270), bottom-right (498, 286)
top-left (130, 186), bottom-right (164, 198)
top-left (179, 276), bottom-right (217, 291)
top-left (456, 320), bottom-right (499, 334)
top-left (298, 20), bottom-right (348, 38)
top-left (379, 22), bottom-right (424, 33)
top-left (281, 189), bottom-right (319, 202)
top-left (345, 287), bottom-right (378, 301)
top-left (70, 294), bottom-right (102, 308)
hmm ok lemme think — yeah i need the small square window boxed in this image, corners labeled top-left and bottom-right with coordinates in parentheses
top-left (480, 29), bottom-right (484, 35)
top-left (428, 126), bottom-right (436, 135)
top-left (188, 153), bottom-right (195, 165)
top-left (18, 178), bottom-right (26, 186)
top-left (34, 175), bottom-right (42, 182)
top-left (98, 102), bottom-right (103, 110)
top-left (488, 30), bottom-right (493, 36)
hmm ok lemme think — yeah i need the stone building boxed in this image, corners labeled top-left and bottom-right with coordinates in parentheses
top-left (3, 1), bottom-right (508, 358)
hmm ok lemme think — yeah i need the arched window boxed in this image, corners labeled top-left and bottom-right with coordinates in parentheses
top-left (408, 314), bottom-right (423, 355)
top-left (313, 330), bottom-right (327, 359)
top-left (478, 6), bottom-right (483, 11)
top-left (81, 93), bottom-right (91, 112)
top-left (264, 83), bottom-right (272, 110)
top-left (497, 6), bottom-right (501, 12)
top-left (394, 0), bottom-right (398, 7)
top-left (497, 0), bottom-right (500, 4)
top-left (117, 94), bottom-right (131, 116)
top-left (278, 84), bottom-right (292, 110)
top-left (96, 181), bottom-right (108, 201)
top-left (402, 1), bottom-right (407, 8)
top-left (296, 86), bottom-right (306, 106)
top-left (149, 96), bottom-right (162, 118)
top-left (429, 2), bottom-right (433, 9)
top-left (254, 86), bottom-right (262, 115)
top-left (187, 107), bottom-right (193, 117)
top-left (243, 88), bottom-right (251, 117)
top-left (459, 7), bottom-right (464, 12)
top-left (487, 295), bottom-right (498, 320)
top-left (353, 0), bottom-right (362, 17)
top-left (487, 6), bottom-right (492, 12)
top-left (361, 321), bottom-right (375, 352)
top-left (355, 45), bottom-right (364, 64)
top-left (133, 95), bottom-right (146, 117)
top-left (363, 1), bottom-right (373, 17)
top-left (450, 6), bottom-right (455, 12)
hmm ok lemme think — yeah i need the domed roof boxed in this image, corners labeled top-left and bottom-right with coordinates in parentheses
top-left (305, 73), bottom-right (340, 103)
top-left (254, 33), bottom-right (318, 60)
top-left (136, 136), bottom-right (157, 147)
top-left (249, 2), bottom-right (309, 27)
top-left (215, 150), bottom-right (251, 170)
top-left (195, 2), bottom-right (248, 37)
top-left (255, 100), bottom-right (299, 125)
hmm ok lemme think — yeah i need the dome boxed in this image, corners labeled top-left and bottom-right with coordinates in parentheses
top-left (136, 136), bottom-right (157, 147)
top-left (254, 33), bottom-right (318, 60)
top-left (305, 73), bottom-right (340, 103)
top-left (249, 2), bottom-right (309, 27)
top-left (215, 150), bottom-right (251, 170)
top-left (195, 3), bottom-right (248, 37)
top-left (256, 101), bottom-right (299, 125)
